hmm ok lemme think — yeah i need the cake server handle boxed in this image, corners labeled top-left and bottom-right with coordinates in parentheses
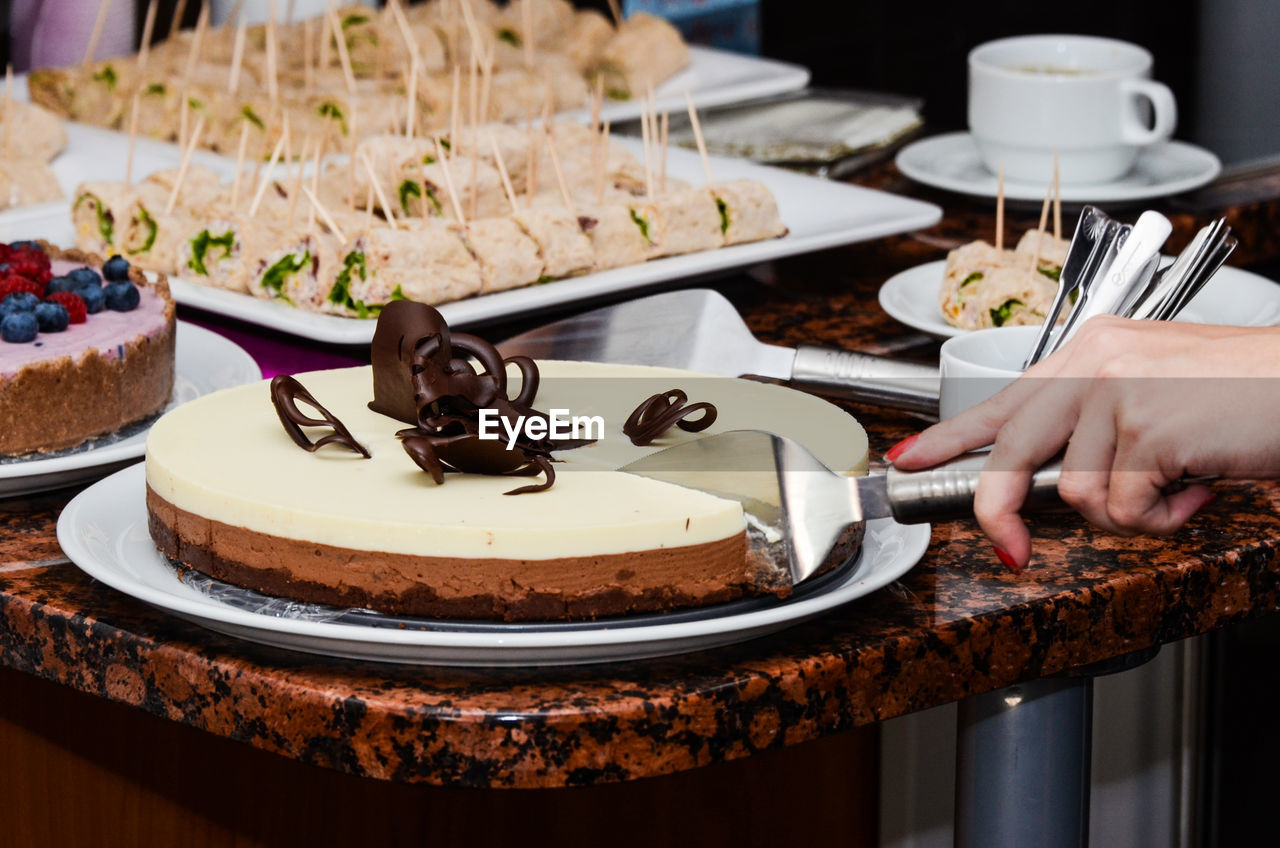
top-left (790, 346), bottom-right (940, 416)
top-left (882, 456), bottom-right (1215, 524)
top-left (883, 455), bottom-right (1064, 524)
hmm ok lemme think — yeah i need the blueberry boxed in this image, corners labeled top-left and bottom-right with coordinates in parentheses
top-left (104, 281), bottom-right (139, 311)
top-left (1, 311), bottom-right (38, 343)
top-left (1, 292), bottom-right (39, 314)
top-left (68, 267), bottom-right (101, 288)
top-left (103, 255), bottom-right (131, 282)
top-left (78, 284), bottom-right (106, 314)
top-left (44, 275), bottom-right (78, 295)
top-left (8, 240), bottom-right (41, 252)
top-left (34, 301), bottom-right (69, 332)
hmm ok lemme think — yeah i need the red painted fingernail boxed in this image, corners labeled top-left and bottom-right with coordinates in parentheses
top-left (885, 434), bottom-right (919, 463)
top-left (1193, 492), bottom-right (1216, 516)
top-left (994, 546), bottom-right (1022, 575)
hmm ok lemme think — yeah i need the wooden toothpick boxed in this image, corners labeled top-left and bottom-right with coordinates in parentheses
top-left (3, 66), bottom-right (13, 163)
top-left (1029, 182), bottom-right (1052, 274)
top-left (1053, 152), bottom-right (1062, 242)
top-left (684, 91), bottom-right (712, 184)
top-left (449, 65), bottom-right (461, 156)
top-left (302, 185), bottom-right (346, 242)
top-left (640, 99), bottom-right (653, 198)
top-left (659, 110), bottom-right (669, 193)
top-left (248, 131), bottom-right (287, 218)
top-left (606, 0), bottom-right (623, 28)
top-left (124, 90), bottom-right (141, 185)
top-left (434, 138), bottom-right (467, 224)
top-left (178, 92), bottom-right (189, 151)
top-left (181, 2), bottom-right (210, 85)
top-left (265, 0), bottom-right (280, 106)
top-left (82, 0), bottom-right (112, 70)
top-left (360, 152), bottom-right (399, 230)
top-left (995, 163), bottom-right (1005, 251)
top-left (138, 0), bottom-right (159, 72)
top-left (327, 5), bottom-right (357, 96)
top-left (230, 120), bottom-right (250, 209)
top-left (525, 110), bottom-right (538, 203)
top-left (490, 132), bottom-right (519, 214)
top-left (287, 135), bottom-right (311, 227)
top-left (165, 114), bottom-right (205, 215)
top-left (227, 16), bottom-right (248, 95)
top-left (595, 120), bottom-right (609, 204)
top-left (388, 0), bottom-right (420, 67)
top-left (168, 0), bottom-right (190, 39)
top-left (308, 138), bottom-right (322, 231)
top-left (545, 127), bottom-right (576, 218)
top-left (303, 17), bottom-right (314, 92)
top-left (591, 75), bottom-right (603, 136)
top-left (404, 58), bottom-right (419, 138)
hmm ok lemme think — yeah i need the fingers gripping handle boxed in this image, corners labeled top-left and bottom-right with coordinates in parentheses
top-left (791, 345), bottom-right (941, 415)
top-left (1120, 79), bottom-right (1177, 145)
top-left (884, 455), bottom-right (1065, 524)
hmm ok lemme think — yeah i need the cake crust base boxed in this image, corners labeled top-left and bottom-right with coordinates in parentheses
top-left (0, 245), bottom-right (175, 456)
top-left (148, 486), bottom-right (775, 622)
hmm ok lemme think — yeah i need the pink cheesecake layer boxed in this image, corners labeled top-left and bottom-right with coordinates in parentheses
top-left (0, 260), bottom-right (169, 378)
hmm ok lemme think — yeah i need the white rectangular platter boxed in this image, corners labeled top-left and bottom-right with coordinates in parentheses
top-left (14, 46), bottom-right (808, 134)
top-left (9, 136), bottom-right (940, 344)
top-left (0, 122), bottom-right (239, 242)
top-left (591, 46), bottom-right (810, 123)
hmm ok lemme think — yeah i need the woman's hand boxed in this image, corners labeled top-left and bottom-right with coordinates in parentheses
top-left (889, 316), bottom-right (1280, 571)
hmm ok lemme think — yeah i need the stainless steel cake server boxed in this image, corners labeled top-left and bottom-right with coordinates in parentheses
top-left (620, 430), bottom-right (1063, 585)
top-left (498, 288), bottom-right (941, 414)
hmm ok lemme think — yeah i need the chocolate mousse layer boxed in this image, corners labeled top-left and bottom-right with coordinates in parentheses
top-left (0, 247), bottom-right (175, 455)
top-left (148, 487), bottom-right (770, 621)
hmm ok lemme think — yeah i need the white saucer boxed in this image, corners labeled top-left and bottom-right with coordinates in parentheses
top-left (895, 132), bottom-right (1221, 203)
top-left (56, 463), bottom-right (931, 667)
top-left (0, 323), bottom-right (260, 497)
top-left (879, 259), bottom-right (1280, 339)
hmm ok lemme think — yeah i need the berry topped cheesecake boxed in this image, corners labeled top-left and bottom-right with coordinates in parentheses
top-left (0, 242), bottom-right (175, 455)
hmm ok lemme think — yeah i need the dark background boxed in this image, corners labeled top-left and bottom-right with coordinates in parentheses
top-left (1, 0), bottom-right (1203, 142)
top-left (760, 0), bottom-right (1200, 138)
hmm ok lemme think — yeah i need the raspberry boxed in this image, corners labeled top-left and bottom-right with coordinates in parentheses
top-left (0, 275), bottom-right (43, 300)
top-left (44, 291), bottom-right (87, 324)
top-left (7, 253), bottom-right (51, 286)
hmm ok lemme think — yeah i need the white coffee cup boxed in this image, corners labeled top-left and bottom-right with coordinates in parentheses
top-left (938, 327), bottom-right (1043, 420)
top-left (968, 34), bottom-right (1177, 185)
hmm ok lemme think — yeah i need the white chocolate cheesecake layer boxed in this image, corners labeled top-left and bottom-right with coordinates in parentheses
top-left (145, 361), bottom-right (868, 560)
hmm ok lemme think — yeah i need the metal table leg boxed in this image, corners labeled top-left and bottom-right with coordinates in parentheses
top-left (953, 648), bottom-right (1160, 848)
top-left (955, 677), bottom-right (1093, 848)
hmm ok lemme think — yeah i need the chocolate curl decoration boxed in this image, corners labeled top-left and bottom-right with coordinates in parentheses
top-left (271, 375), bottom-right (371, 458)
top-left (369, 301), bottom-right (570, 495)
top-left (623, 389), bottom-right (718, 446)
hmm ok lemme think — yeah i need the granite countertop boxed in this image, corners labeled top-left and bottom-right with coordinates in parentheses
top-left (1, 164), bottom-right (1279, 790)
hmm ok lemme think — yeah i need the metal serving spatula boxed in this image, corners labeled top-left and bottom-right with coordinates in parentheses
top-left (620, 430), bottom-right (1063, 585)
top-left (498, 289), bottom-right (941, 414)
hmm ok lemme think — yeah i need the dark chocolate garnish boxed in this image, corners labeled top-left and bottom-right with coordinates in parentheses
top-left (370, 301), bottom-right (575, 495)
top-left (622, 389), bottom-right (718, 446)
top-left (271, 375), bottom-right (371, 458)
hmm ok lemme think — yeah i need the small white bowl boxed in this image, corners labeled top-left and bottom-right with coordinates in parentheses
top-left (938, 326), bottom-right (1042, 420)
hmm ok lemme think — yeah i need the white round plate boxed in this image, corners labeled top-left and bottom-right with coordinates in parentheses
top-left (57, 463), bottom-right (931, 667)
top-left (879, 260), bottom-right (1280, 339)
top-left (0, 323), bottom-right (261, 497)
top-left (895, 132), bottom-right (1221, 203)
